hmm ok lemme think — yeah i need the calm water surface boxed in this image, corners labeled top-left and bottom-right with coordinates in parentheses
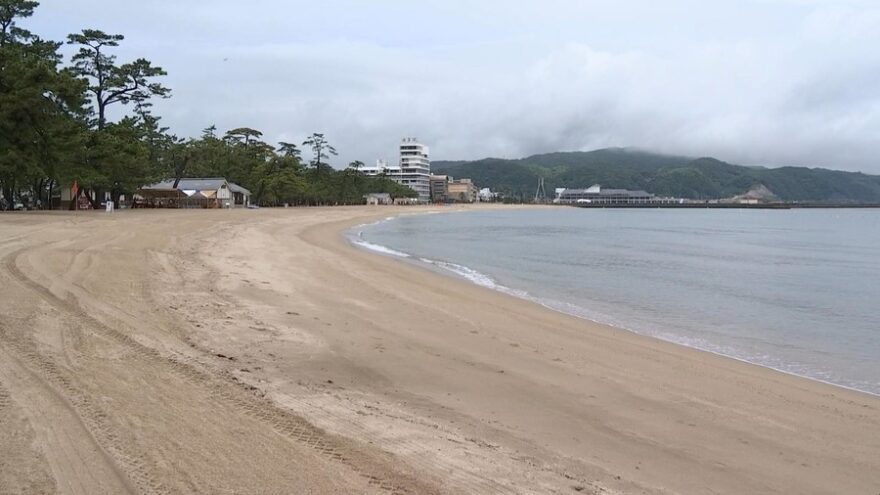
top-left (353, 208), bottom-right (880, 395)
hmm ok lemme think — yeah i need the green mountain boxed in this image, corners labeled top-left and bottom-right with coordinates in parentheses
top-left (432, 148), bottom-right (880, 203)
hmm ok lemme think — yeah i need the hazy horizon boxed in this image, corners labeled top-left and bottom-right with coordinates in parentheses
top-left (28, 0), bottom-right (880, 173)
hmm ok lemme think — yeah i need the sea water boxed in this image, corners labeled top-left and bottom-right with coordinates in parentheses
top-left (352, 208), bottom-right (880, 395)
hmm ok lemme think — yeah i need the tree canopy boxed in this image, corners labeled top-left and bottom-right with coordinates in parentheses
top-left (0, 0), bottom-right (416, 210)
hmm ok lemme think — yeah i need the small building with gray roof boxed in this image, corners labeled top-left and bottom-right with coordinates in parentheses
top-left (136, 178), bottom-right (251, 208)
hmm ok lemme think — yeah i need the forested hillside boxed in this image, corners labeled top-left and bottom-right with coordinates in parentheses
top-left (434, 149), bottom-right (880, 202)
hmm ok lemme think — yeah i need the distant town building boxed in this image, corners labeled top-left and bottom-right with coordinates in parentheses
top-left (430, 175), bottom-right (450, 202)
top-left (479, 188), bottom-right (498, 202)
top-left (358, 138), bottom-right (431, 202)
top-left (555, 184), bottom-right (675, 205)
top-left (357, 159), bottom-right (398, 177)
top-left (398, 138), bottom-right (431, 202)
top-left (447, 178), bottom-right (478, 203)
top-left (429, 175), bottom-right (480, 203)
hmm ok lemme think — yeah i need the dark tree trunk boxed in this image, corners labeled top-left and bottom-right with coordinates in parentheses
top-left (4, 179), bottom-right (15, 211)
top-left (2, 183), bottom-right (13, 211)
top-left (47, 179), bottom-right (56, 209)
top-left (255, 183), bottom-right (266, 206)
top-left (173, 155), bottom-right (190, 189)
top-left (36, 178), bottom-right (44, 208)
top-left (97, 98), bottom-right (106, 131)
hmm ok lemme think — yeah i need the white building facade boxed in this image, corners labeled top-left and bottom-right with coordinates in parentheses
top-left (359, 138), bottom-right (431, 202)
top-left (397, 138), bottom-right (431, 201)
top-left (358, 159), bottom-right (399, 176)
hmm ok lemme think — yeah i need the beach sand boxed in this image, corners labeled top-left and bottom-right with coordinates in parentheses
top-left (0, 206), bottom-right (877, 494)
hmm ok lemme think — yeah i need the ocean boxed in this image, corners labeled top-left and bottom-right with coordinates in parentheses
top-left (350, 208), bottom-right (880, 396)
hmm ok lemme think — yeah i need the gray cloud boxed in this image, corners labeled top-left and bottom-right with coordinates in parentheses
top-left (28, 0), bottom-right (880, 172)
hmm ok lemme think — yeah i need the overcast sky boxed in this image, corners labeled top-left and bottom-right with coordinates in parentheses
top-left (26, 0), bottom-right (880, 172)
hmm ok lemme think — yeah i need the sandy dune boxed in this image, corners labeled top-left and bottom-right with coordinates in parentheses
top-left (0, 206), bottom-right (878, 495)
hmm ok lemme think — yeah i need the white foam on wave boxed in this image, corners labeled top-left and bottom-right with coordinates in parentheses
top-left (351, 239), bottom-right (411, 258)
top-left (353, 216), bottom-right (398, 231)
top-left (427, 260), bottom-right (496, 287)
top-left (349, 216), bottom-right (412, 258)
top-left (417, 258), bottom-right (531, 299)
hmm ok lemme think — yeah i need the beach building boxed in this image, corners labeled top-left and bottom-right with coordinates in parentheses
top-left (555, 184), bottom-right (674, 205)
top-left (229, 183), bottom-right (252, 207)
top-left (136, 178), bottom-right (251, 208)
top-left (57, 183), bottom-right (131, 210)
top-left (364, 193), bottom-right (393, 205)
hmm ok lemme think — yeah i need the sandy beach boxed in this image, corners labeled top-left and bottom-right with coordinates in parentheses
top-left (0, 206), bottom-right (878, 495)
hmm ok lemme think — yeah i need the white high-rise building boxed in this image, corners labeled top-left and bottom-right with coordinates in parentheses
top-left (358, 138), bottom-right (431, 202)
top-left (397, 137), bottom-right (431, 201)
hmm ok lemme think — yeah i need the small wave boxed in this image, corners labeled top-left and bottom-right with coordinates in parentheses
top-left (418, 258), bottom-right (531, 299)
top-left (434, 261), bottom-right (498, 288)
top-left (353, 216), bottom-right (398, 230)
top-left (351, 240), bottom-right (411, 258)
top-left (349, 216), bottom-right (412, 258)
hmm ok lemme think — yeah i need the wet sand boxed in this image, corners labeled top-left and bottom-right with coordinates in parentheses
top-left (0, 206), bottom-right (877, 494)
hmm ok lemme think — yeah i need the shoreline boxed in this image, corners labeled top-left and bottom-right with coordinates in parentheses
top-left (345, 206), bottom-right (879, 399)
top-left (297, 205), bottom-right (879, 494)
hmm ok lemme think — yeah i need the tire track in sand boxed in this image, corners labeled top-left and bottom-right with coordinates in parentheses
top-left (0, 380), bottom-right (10, 412)
top-left (3, 246), bottom-right (437, 495)
top-left (0, 345), bottom-right (137, 495)
top-left (0, 318), bottom-right (162, 495)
